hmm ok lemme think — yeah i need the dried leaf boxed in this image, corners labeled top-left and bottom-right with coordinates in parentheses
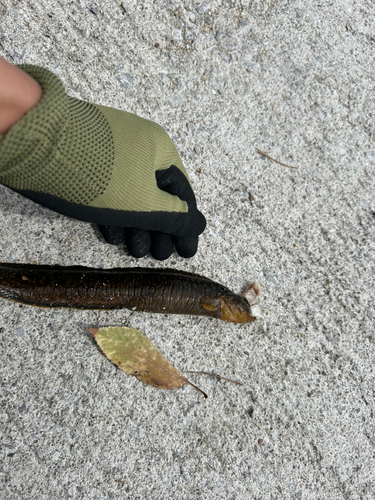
top-left (89, 326), bottom-right (207, 397)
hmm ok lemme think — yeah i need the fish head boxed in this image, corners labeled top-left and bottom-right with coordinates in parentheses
top-left (218, 294), bottom-right (256, 323)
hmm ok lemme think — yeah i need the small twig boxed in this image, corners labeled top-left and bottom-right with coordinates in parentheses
top-left (256, 149), bottom-right (298, 170)
top-left (183, 371), bottom-right (243, 386)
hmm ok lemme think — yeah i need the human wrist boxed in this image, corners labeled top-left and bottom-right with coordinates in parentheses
top-left (0, 57), bottom-right (42, 134)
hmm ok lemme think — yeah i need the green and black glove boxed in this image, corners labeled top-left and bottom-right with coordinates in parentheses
top-left (0, 65), bottom-right (206, 260)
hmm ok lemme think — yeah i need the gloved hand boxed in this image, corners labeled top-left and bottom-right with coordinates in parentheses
top-left (0, 65), bottom-right (206, 260)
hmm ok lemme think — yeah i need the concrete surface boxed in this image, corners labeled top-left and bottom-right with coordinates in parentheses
top-left (0, 0), bottom-right (374, 499)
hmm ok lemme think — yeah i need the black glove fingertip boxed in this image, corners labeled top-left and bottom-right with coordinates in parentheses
top-left (126, 228), bottom-right (151, 258)
top-left (150, 232), bottom-right (174, 261)
top-left (98, 225), bottom-right (125, 245)
top-left (174, 235), bottom-right (199, 258)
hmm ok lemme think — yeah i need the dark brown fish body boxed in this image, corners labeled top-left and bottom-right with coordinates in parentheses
top-left (0, 263), bottom-right (256, 323)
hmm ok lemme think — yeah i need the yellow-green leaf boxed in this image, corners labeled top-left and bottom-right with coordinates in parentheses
top-left (89, 326), bottom-right (206, 397)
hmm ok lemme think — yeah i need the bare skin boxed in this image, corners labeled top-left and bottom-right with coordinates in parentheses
top-left (0, 57), bottom-right (42, 134)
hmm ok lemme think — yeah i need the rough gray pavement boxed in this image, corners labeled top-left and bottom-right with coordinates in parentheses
top-left (0, 1), bottom-right (374, 499)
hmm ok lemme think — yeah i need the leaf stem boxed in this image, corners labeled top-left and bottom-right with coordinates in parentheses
top-left (184, 379), bottom-right (208, 399)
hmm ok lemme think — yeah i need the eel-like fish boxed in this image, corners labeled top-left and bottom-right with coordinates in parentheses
top-left (0, 263), bottom-right (260, 323)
